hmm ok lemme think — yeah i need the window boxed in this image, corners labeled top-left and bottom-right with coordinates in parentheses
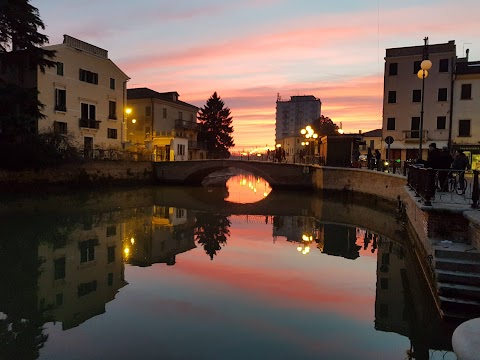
top-left (438, 88), bottom-right (448, 101)
top-left (107, 246), bottom-right (115, 263)
top-left (178, 111), bottom-right (183, 120)
top-left (107, 128), bottom-right (117, 139)
top-left (54, 257), bottom-right (66, 280)
top-left (56, 62), bottom-right (64, 76)
top-left (387, 91), bottom-right (396, 104)
top-left (163, 108), bottom-right (167, 118)
top-left (54, 121), bottom-right (68, 135)
top-left (437, 116), bottom-right (446, 130)
top-left (388, 62), bottom-right (398, 76)
top-left (461, 84), bottom-right (472, 99)
top-left (78, 280), bottom-right (97, 297)
top-left (106, 225), bottom-right (116, 237)
top-left (379, 304), bottom-right (389, 319)
top-left (79, 69), bottom-right (98, 84)
top-left (369, 140), bottom-right (375, 149)
top-left (411, 117), bottom-right (420, 138)
top-left (146, 106), bottom-right (151, 116)
top-left (177, 144), bottom-right (185, 155)
top-left (412, 89), bottom-right (421, 102)
top-left (79, 239), bottom-right (96, 263)
top-left (413, 60), bottom-right (421, 74)
top-left (190, 114), bottom-right (194, 121)
top-left (110, 78), bottom-right (115, 90)
top-left (108, 101), bottom-right (117, 119)
top-left (387, 118), bottom-right (395, 130)
top-left (56, 293), bottom-right (63, 307)
top-left (81, 103), bottom-right (96, 120)
top-left (439, 59), bottom-right (449, 72)
top-left (108, 273), bottom-right (114, 286)
top-left (459, 120), bottom-right (471, 137)
top-left (380, 278), bottom-right (389, 290)
top-left (55, 88), bottom-right (66, 111)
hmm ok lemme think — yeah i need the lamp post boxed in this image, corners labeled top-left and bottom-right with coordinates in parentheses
top-left (300, 126), bottom-right (318, 164)
top-left (417, 40), bottom-right (432, 161)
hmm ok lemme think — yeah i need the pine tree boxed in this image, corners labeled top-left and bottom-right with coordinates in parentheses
top-left (197, 92), bottom-right (234, 159)
top-left (0, 0), bottom-right (56, 136)
top-left (311, 115), bottom-right (339, 136)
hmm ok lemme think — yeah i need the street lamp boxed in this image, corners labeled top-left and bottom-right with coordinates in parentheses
top-left (300, 126), bottom-right (318, 164)
top-left (417, 58), bottom-right (432, 160)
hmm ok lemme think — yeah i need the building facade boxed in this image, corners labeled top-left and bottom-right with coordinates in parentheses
top-left (0, 34), bottom-right (130, 156)
top-left (127, 88), bottom-right (206, 161)
top-left (275, 94), bottom-right (321, 160)
top-left (452, 60), bottom-right (480, 170)
top-left (382, 40), bottom-right (456, 161)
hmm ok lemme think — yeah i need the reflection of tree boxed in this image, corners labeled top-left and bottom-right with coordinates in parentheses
top-left (194, 213), bottom-right (231, 260)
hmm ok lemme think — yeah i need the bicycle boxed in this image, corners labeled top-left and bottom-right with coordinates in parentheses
top-left (447, 171), bottom-right (467, 195)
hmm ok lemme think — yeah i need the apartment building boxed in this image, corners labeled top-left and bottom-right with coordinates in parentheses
top-left (382, 40), bottom-right (456, 161)
top-left (0, 34), bottom-right (130, 156)
top-left (275, 94), bottom-right (321, 160)
top-left (452, 59), bottom-right (480, 170)
top-left (127, 88), bottom-right (206, 161)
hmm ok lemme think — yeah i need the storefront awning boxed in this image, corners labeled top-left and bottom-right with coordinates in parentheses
top-left (387, 141), bottom-right (448, 150)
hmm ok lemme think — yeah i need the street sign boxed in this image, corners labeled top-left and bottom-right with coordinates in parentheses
top-left (385, 136), bottom-right (394, 145)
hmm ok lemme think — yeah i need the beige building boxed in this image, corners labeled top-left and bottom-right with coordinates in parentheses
top-left (0, 34), bottom-right (130, 156)
top-left (359, 129), bottom-right (383, 156)
top-left (452, 59), bottom-right (480, 170)
top-left (127, 88), bottom-right (206, 161)
top-left (382, 40), bottom-right (456, 161)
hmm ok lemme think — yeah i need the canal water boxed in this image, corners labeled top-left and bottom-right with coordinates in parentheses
top-left (0, 172), bottom-right (457, 360)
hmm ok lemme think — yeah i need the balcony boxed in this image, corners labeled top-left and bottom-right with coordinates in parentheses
top-left (79, 118), bottom-right (101, 130)
top-left (175, 119), bottom-right (199, 131)
top-left (403, 130), bottom-right (428, 142)
top-left (188, 140), bottom-right (207, 150)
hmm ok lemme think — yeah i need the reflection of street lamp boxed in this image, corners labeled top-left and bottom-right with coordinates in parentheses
top-left (417, 44), bottom-right (432, 160)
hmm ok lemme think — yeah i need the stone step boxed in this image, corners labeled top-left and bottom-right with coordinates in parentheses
top-left (435, 258), bottom-right (480, 273)
top-left (438, 282), bottom-right (480, 301)
top-left (435, 246), bottom-right (480, 262)
top-left (439, 296), bottom-right (480, 319)
top-left (436, 269), bottom-right (480, 286)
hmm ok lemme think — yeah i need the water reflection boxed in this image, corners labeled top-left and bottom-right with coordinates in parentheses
top-left (0, 189), bottom-right (456, 360)
top-left (225, 172), bottom-right (272, 203)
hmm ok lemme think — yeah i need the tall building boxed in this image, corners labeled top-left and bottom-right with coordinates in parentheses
top-left (127, 88), bottom-right (206, 161)
top-left (275, 95), bottom-right (321, 160)
top-left (452, 59), bottom-right (480, 170)
top-left (382, 40), bottom-right (456, 161)
top-left (0, 34), bottom-right (130, 156)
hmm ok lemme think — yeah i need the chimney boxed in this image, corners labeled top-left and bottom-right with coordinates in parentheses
top-left (359, 130), bottom-right (362, 134)
top-left (466, 49), bottom-right (470, 61)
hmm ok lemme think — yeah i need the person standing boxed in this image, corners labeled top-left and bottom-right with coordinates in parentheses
top-left (452, 150), bottom-right (469, 192)
top-left (367, 148), bottom-right (373, 170)
top-left (426, 143), bottom-right (442, 169)
top-left (438, 146), bottom-right (454, 191)
top-left (375, 149), bottom-right (381, 171)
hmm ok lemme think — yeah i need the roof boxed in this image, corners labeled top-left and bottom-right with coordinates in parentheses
top-left (386, 40), bottom-right (456, 58)
top-left (362, 129), bottom-right (382, 137)
top-left (127, 87), bottom-right (198, 110)
top-left (456, 61), bottom-right (480, 75)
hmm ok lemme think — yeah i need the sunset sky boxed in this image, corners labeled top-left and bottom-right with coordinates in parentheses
top-left (32, 0), bottom-right (480, 151)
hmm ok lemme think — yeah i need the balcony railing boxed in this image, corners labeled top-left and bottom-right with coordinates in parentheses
top-left (175, 119), bottom-right (199, 131)
top-left (403, 130), bottom-right (428, 142)
top-left (55, 105), bottom-right (67, 112)
top-left (188, 140), bottom-right (207, 150)
top-left (79, 118), bottom-right (101, 129)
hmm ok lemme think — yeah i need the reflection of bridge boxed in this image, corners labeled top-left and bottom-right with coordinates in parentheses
top-left (153, 160), bottom-right (314, 190)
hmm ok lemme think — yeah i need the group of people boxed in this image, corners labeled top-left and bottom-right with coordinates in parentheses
top-left (366, 148), bottom-right (382, 170)
top-left (426, 142), bottom-right (470, 192)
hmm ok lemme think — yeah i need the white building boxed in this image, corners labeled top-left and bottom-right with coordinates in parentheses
top-left (452, 59), bottom-right (480, 170)
top-left (275, 94), bottom-right (321, 160)
top-left (382, 40), bottom-right (456, 161)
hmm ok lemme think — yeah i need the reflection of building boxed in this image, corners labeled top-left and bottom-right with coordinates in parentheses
top-left (37, 218), bottom-right (127, 330)
top-left (272, 216), bottom-right (306, 242)
top-left (317, 224), bottom-right (361, 259)
top-left (125, 206), bottom-right (196, 267)
top-left (126, 88), bottom-right (206, 161)
top-left (374, 238), bottom-right (408, 335)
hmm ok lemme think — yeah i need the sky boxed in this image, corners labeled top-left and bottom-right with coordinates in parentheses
top-left (32, 0), bottom-right (480, 151)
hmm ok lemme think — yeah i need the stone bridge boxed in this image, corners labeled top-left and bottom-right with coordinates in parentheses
top-left (153, 160), bottom-right (314, 190)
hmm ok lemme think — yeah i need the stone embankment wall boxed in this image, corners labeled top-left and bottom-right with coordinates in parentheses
top-left (0, 161), bottom-right (154, 188)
